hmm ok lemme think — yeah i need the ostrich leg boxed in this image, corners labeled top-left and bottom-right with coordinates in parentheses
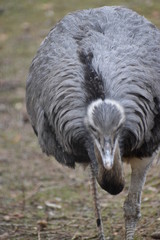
top-left (124, 157), bottom-right (153, 240)
top-left (90, 164), bottom-right (106, 240)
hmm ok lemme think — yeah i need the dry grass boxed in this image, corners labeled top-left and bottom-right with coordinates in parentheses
top-left (1, 0), bottom-right (160, 239)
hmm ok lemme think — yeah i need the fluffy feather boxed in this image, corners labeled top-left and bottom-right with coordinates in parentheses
top-left (26, 6), bottom-right (160, 166)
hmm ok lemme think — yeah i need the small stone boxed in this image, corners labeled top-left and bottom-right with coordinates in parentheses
top-left (37, 205), bottom-right (43, 210)
top-left (14, 102), bottom-right (22, 110)
top-left (143, 197), bottom-right (149, 202)
top-left (3, 215), bottom-right (10, 222)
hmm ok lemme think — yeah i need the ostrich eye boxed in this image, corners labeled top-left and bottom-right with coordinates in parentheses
top-left (89, 125), bottom-right (97, 133)
top-left (116, 125), bottom-right (121, 133)
top-left (114, 124), bottom-right (122, 135)
top-left (113, 127), bottom-right (121, 144)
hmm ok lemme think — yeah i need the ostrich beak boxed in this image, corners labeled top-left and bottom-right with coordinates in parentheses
top-left (101, 148), bottom-right (114, 170)
top-left (96, 138), bottom-right (117, 170)
top-left (94, 138), bottom-right (125, 195)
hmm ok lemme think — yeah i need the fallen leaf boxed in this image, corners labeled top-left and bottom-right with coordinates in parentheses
top-left (45, 201), bottom-right (61, 209)
top-left (37, 220), bottom-right (47, 231)
top-left (13, 212), bottom-right (24, 218)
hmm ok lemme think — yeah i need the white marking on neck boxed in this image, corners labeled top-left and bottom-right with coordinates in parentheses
top-left (87, 99), bottom-right (103, 125)
top-left (104, 99), bottom-right (124, 115)
top-left (87, 99), bottom-right (125, 125)
top-left (104, 99), bottom-right (125, 125)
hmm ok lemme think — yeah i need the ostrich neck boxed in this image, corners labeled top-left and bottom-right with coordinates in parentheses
top-left (94, 142), bottom-right (125, 195)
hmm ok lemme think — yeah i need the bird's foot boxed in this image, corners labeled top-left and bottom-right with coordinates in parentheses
top-left (99, 234), bottom-right (106, 240)
top-left (125, 218), bottom-right (139, 240)
top-left (124, 193), bottom-right (141, 240)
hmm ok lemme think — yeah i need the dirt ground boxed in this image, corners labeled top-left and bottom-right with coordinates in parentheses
top-left (1, 1), bottom-right (160, 239)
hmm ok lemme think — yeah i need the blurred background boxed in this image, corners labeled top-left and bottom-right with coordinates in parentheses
top-left (1, 0), bottom-right (160, 239)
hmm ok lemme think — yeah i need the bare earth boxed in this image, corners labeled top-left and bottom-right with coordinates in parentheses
top-left (1, 1), bottom-right (160, 239)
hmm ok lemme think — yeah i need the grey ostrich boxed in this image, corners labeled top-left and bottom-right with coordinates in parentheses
top-left (26, 6), bottom-right (160, 240)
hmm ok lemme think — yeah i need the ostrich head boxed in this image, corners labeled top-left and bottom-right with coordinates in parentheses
top-left (85, 99), bottom-right (125, 194)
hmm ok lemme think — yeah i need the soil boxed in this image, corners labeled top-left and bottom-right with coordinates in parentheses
top-left (1, 1), bottom-right (160, 239)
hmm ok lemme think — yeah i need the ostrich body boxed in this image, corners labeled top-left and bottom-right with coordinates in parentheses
top-left (26, 6), bottom-right (160, 240)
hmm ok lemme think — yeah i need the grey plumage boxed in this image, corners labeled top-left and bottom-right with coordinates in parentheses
top-left (26, 6), bottom-right (160, 240)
